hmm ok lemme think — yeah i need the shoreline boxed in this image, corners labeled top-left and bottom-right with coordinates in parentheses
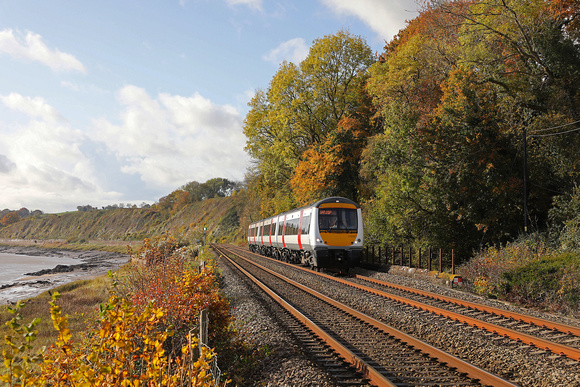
top-left (0, 245), bottom-right (130, 305)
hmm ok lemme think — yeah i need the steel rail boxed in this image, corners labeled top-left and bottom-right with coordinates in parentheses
top-left (355, 275), bottom-right (580, 337)
top-left (215, 247), bottom-right (395, 387)
top-left (226, 244), bottom-right (580, 361)
top-left (218, 245), bottom-right (516, 387)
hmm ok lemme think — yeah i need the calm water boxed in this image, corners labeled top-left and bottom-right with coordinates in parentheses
top-left (0, 252), bottom-right (80, 287)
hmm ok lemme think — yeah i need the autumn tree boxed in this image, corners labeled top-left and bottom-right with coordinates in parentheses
top-left (156, 189), bottom-right (189, 214)
top-left (454, 0), bottom-right (580, 227)
top-left (291, 116), bottom-right (374, 205)
top-left (0, 211), bottom-right (20, 227)
top-left (362, 0), bottom-right (580, 258)
top-left (362, 3), bottom-right (466, 249)
top-left (244, 29), bottom-right (375, 215)
top-left (181, 178), bottom-right (238, 202)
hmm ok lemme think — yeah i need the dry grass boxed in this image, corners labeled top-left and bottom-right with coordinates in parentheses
top-left (458, 236), bottom-right (580, 318)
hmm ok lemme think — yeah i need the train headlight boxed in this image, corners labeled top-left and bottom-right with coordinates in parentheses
top-left (316, 238), bottom-right (322, 243)
top-left (356, 238), bottom-right (361, 243)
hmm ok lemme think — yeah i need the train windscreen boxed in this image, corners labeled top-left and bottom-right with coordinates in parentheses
top-left (318, 208), bottom-right (357, 232)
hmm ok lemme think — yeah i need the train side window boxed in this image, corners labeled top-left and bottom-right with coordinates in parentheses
top-left (301, 215), bottom-right (311, 234)
top-left (285, 218), bottom-right (299, 235)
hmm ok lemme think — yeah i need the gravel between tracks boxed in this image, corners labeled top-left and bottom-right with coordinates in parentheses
top-left (218, 256), bottom-right (339, 386)
top-left (218, 248), bottom-right (580, 387)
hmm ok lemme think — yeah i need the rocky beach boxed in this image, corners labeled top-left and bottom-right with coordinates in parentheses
top-left (0, 245), bottom-right (129, 304)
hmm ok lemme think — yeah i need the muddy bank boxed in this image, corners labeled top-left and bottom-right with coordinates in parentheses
top-left (0, 245), bottom-right (129, 304)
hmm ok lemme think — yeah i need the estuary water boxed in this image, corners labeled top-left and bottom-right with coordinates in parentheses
top-left (0, 252), bottom-right (79, 287)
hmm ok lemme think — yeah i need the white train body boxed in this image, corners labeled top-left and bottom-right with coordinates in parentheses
top-left (248, 197), bottom-right (363, 271)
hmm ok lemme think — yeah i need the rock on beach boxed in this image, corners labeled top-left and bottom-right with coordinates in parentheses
top-left (0, 245), bottom-right (129, 305)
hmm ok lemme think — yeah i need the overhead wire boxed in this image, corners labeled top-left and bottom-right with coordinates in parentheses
top-left (529, 125), bottom-right (580, 138)
top-left (528, 119), bottom-right (580, 138)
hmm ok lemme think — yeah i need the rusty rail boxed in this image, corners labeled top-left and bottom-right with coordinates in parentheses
top-left (216, 247), bottom-right (395, 387)
top-left (228, 244), bottom-right (580, 362)
top-left (217, 244), bottom-right (516, 386)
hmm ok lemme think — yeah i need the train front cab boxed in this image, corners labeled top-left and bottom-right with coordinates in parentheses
top-left (312, 198), bottom-right (363, 272)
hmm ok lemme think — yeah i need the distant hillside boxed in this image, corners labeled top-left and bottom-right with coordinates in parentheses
top-left (0, 195), bottom-right (250, 245)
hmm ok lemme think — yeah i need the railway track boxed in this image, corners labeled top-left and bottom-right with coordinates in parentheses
top-left (214, 244), bottom-right (516, 386)
top-left (222, 243), bottom-right (580, 363)
top-left (350, 275), bottom-right (580, 360)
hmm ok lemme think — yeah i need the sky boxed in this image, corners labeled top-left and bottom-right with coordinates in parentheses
top-left (0, 0), bottom-right (419, 213)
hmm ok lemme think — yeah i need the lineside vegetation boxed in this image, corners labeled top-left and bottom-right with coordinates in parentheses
top-left (1, 235), bottom-right (258, 386)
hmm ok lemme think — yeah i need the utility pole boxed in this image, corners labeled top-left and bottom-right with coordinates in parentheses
top-left (523, 127), bottom-right (529, 233)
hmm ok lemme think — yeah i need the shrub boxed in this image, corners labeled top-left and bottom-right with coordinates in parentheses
top-left (1, 291), bottom-right (218, 386)
top-left (458, 233), bottom-right (551, 297)
top-left (122, 236), bottom-right (233, 350)
top-left (501, 252), bottom-right (580, 317)
top-left (459, 233), bottom-right (580, 317)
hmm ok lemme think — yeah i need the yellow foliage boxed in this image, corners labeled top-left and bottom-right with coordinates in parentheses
top-left (2, 289), bottom-right (221, 386)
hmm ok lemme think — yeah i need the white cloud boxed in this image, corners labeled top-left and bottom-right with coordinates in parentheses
top-left (0, 154), bottom-right (16, 174)
top-left (91, 85), bottom-right (249, 189)
top-left (319, 0), bottom-right (419, 41)
top-left (0, 93), bottom-right (65, 123)
top-left (61, 81), bottom-right (80, 91)
top-left (263, 38), bottom-right (309, 65)
top-left (0, 29), bottom-right (86, 73)
top-left (0, 93), bottom-right (120, 212)
top-left (225, 0), bottom-right (263, 11)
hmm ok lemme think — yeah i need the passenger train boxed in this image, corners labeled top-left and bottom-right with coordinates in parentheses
top-left (247, 197), bottom-right (363, 272)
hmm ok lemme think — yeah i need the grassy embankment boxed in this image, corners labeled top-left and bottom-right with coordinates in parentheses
top-left (0, 273), bottom-right (115, 350)
top-left (459, 235), bottom-right (580, 318)
top-left (0, 195), bottom-right (247, 246)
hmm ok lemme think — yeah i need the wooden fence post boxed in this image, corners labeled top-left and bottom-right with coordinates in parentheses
top-left (452, 249), bottom-right (455, 275)
top-left (200, 309), bottom-right (208, 347)
top-left (384, 245), bottom-right (388, 265)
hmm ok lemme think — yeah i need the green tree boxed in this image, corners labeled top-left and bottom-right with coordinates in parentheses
top-left (363, 0), bottom-right (580, 258)
top-left (181, 178), bottom-right (238, 202)
top-left (454, 0), bottom-right (580, 227)
top-left (244, 29), bottom-right (374, 215)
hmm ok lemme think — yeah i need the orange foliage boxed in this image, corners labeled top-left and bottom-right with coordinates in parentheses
top-left (385, 1), bottom-right (468, 54)
top-left (291, 117), bottom-right (369, 205)
top-left (125, 235), bottom-right (233, 345)
top-left (0, 211), bottom-right (20, 227)
top-left (549, 0), bottom-right (580, 38)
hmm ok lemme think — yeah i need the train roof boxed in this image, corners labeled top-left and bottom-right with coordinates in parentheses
top-left (249, 197), bottom-right (359, 225)
top-left (311, 196), bottom-right (359, 208)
